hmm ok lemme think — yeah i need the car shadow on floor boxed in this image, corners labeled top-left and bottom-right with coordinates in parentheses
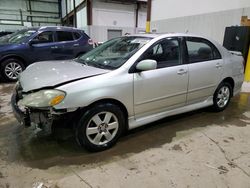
top-left (2, 94), bottom-right (250, 169)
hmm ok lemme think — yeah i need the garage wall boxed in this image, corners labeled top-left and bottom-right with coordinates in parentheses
top-left (89, 0), bottom-right (146, 42)
top-left (77, 7), bottom-right (87, 28)
top-left (92, 0), bottom-right (135, 27)
top-left (151, 0), bottom-right (250, 21)
top-left (138, 3), bottom-right (147, 29)
top-left (151, 0), bottom-right (250, 43)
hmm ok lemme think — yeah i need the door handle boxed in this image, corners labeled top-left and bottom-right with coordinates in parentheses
top-left (51, 46), bottom-right (58, 49)
top-left (177, 69), bottom-right (187, 75)
top-left (216, 63), bottom-right (222, 68)
top-left (73, 44), bottom-right (79, 47)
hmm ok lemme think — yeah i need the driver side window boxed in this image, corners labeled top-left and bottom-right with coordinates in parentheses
top-left (33, 31), bottom-right (53, 44)
top-left (140, 38), bottom-right (181, 69)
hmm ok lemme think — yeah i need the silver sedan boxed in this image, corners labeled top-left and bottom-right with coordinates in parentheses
top-left (12, 33), bottom-right (244, 151)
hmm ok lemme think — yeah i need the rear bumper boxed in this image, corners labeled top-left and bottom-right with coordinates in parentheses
top-left (11, 92), bottom-right (31, 126)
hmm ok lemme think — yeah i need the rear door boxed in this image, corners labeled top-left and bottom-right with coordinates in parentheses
top-left (185, 37), bottom-right (223, 104)
top-left (133, 37), bottom-right (189, 118)
top-left (53, 31), bottom-right (76, 60)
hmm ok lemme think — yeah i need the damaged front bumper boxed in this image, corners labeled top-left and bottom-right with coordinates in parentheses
top-left (11, 83), bottom-right (78, 134)
top-left (11, 92), bottom-right (31, 126)
top-left (11, 92), bottom-right (54, 134)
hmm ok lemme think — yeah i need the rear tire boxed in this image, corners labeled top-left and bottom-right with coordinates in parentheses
top-left (0, 58), bottom-right (25, 81)
top-left (75, 103), bottom-right (125, 152)
top-left (212, 82), bottom-right (232, 112)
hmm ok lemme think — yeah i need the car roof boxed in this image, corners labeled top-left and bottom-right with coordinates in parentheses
top-left (23, 26), bottom-right (84, 32)
top-left (129, 32), bottom-right (206, 39)
top-left (39, 26), bottom-right (83, 32)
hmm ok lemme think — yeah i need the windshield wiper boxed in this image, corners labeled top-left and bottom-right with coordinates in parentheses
top-left (75, 58), bottom-right (88, 66)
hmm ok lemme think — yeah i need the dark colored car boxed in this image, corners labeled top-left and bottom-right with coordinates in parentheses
top-left (0, 31), bottom-right (14, 37)
top-left (0, 26), bottom-right (93, 81)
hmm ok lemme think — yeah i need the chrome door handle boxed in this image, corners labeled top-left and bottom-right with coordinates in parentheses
top-left (177, 69), bottom-right (187, 75)
top-left (51, 46), bottom-right (58, 49)
top-left (73, 44), bottom-right (79, 47)
top-left (216, 63), bottom-right (222, 68)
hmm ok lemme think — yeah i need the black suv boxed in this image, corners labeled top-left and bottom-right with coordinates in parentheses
top-left (0, 26), bottom-right (93, 81)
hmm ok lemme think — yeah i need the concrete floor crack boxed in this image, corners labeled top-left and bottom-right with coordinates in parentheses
top-left (201, 131), bottom-right (250, 178)
top-left (231, 151), bottom-right (250, 161)
top-left (71, 168), bottom-right (93, 188)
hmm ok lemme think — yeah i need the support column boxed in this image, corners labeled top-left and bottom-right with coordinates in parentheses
top-left (244, 46), bottom-right (250, 81)
top-left (87, 0), bottom-right (92, 26)
top-left (146, 0), bottom-right (151, 33)
top-left (73, 0), bottom-right (77, 27)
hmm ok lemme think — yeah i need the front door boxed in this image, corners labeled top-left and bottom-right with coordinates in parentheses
top-left (29, 31), bottom-right (57, 62)
top-left (133, 38), bottom-right (189, 118)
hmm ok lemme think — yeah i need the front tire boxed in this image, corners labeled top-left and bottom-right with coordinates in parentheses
top-left (212, 82), bottom-right (232, 112)
top-left (75, 103), bottom-right (125, 152)
top-left (0, 58), bottom-right (25, 81)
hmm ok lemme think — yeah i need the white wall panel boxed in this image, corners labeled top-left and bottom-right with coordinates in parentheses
top-left (151, 7), bottom-right (250, 44)
top-left (88, 25), bottom-right (136, 42)
top-left (93, 9), bottom-right (135, 27)
top-left (138, 4), bottom-right (147, 28)
top-left (92, 0), bottom-right (136, 27)
top-left (152, 0), bottom-right (250, 21)
top-left (77, 7), bottom-right (87, 28)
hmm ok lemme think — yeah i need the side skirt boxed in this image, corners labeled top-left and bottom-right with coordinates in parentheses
top-left (128, 97), bottom-right (213, 130)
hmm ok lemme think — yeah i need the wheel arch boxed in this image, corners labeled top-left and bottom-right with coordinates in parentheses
top-left (0, 54), bottom-right (27, 67)
top-left (85, 98), bottom-right (129, 130)
top-left (221, 77), bottom-right (235, 96)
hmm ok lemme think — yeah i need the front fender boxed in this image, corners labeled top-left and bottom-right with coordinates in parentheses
top-left (54, 71), bottom-right (134, 116)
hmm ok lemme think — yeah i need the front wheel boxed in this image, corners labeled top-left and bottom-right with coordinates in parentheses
top-left (212, 82), bottom-right (232, 112)
top-left (75, 103), bottom-right (125, 152)
top-left (1, 58), bottom-right (25, 81)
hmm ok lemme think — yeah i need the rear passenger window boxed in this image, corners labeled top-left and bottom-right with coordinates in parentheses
top-left (73, 32), bottom-right (81, 40)
top-left (56, 31), bottom-right (74, 42)
top-left (186, 38), bottom-right (221, 63)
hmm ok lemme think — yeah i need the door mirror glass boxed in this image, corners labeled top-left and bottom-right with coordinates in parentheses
top-left (136, 59), bottom-right (157, 72)
top-left (29, 38), bottom-right (40, 45)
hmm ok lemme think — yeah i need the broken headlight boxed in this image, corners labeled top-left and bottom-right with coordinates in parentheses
top-left (19, 89), bottom-right (66, 108)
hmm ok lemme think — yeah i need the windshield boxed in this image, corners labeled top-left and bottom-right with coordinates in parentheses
top-left (0, 29), bottom-right (37, 44)
top-left (76, 36), bottom-right (152, 70)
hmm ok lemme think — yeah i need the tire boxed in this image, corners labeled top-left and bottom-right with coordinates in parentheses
top-left (212, 82), bottom-right (232, 112)
top-left (0, 58), bottom-right (25, 81)
top-left (75, 103), bottom-right (126, 152)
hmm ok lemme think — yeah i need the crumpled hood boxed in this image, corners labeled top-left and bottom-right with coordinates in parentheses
top-left (19, 60), bottom-right (110, 92)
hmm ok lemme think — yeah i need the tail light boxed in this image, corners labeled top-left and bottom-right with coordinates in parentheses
top-left (88, 39), bottom-right (93, 45)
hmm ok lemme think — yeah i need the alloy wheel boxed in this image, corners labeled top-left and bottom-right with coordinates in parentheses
top-left (4, 62), bottom-right (23, 80)
top-left (86, 111), bottom-right (119, 145)
top-left (216, 86), bottom-right (230, 108)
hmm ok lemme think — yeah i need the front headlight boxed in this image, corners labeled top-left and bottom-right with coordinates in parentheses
top-left (19, 89), bottom-right (66, 108)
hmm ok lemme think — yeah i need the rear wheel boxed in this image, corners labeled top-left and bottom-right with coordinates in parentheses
top-left (212, 82), bottom-right (232, 112)
top-left (75, 103), bottom-right (125, 152)
top-left (1, 58), bottom-right (25, 81)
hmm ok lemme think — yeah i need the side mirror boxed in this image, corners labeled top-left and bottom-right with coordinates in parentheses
top-left (136, 59), bottom-right (157, 72)
top-left (29, 39), bottom-right (40, 46)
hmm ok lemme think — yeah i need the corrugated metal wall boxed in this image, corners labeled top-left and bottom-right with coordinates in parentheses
top-left (0, 0), bottom-right (61, 31)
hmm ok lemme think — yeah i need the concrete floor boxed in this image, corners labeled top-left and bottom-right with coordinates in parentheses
top-left (1, 83), bottom-right (250, 188)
